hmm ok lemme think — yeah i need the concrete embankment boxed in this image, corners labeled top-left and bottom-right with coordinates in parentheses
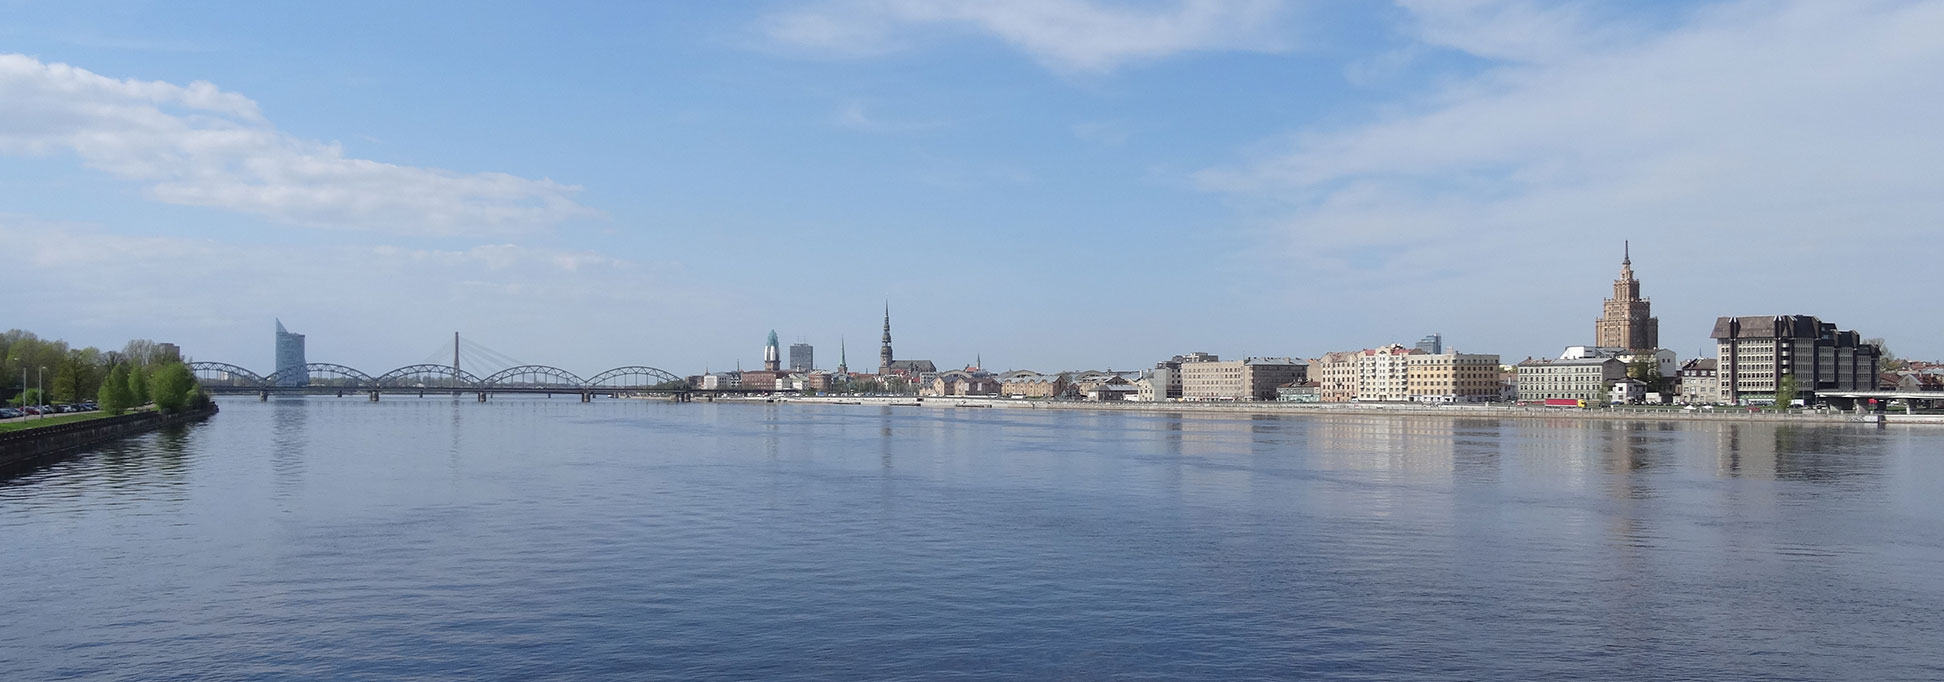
top-left (729, 396), bottom-right (1902, 425)
top-left (0, 405), bottom-right (219, 469)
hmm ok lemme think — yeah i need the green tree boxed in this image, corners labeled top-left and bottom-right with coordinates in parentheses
top-left (1627, 357), bottom-right (1668, 394)
top-left (12, 387), bottom-right (45, 407)
top-left (150, 362), bottom-right (196, 413)
top-left (186, 385), bottom-right (212, 411)
top-left (1776, 373), bottom-right (1800, 407)
top-left (98, 364), bottom-right (133, 415)
top-left (53, 360), bottom-right (80, 403)
top-left (129, 365), bottom-right (151, 405)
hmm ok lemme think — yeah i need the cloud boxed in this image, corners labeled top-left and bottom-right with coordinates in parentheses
top-left (1201, 1), bottom-right (1944, 265)
top-left (1196, 0), bottom-right (1944, 354)
top-left (0, 54), bottom-right (590, 236)
top-left (758, 0), bottom-right (1295, 73)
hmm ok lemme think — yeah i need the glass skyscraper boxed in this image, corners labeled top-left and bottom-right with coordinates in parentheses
top-left (274, 319), bottom-right (309, 387)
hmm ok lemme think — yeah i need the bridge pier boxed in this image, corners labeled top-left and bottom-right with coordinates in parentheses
top-left (370, 391), bottom-right (380, 402)
top-left (259, 390), bottom-right (268, 401)
top-left (478, 392), bottom-right (488, 402)
top-left (581, 392), bottom-right (591, 403)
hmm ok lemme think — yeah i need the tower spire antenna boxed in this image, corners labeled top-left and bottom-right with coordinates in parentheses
top-left (1624, 240), bottom-right (1630, 265)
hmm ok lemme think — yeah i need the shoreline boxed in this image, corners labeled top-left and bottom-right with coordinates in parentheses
top-left (711, 395), bottom-right (1937, 425)
top-left (0, 405), bottom-right (220, 469)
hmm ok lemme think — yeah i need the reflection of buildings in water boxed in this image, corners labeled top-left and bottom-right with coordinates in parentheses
top-left (1304, 415), bottom-right (1459, 475)
top-left (1714, 423), bottom-right (1879, 482)
top-left (270, 396), bottom-right (310, 491)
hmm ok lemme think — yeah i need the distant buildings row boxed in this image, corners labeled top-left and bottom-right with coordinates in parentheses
top-left (709, 245), bottom-right (1896, 407)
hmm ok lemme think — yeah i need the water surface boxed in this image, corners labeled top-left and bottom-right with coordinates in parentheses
top-left (3, 398), bottom-right (1941, 680)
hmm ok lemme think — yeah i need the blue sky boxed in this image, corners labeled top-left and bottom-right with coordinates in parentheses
top-left (3, 0), bottom-right (1938, 375)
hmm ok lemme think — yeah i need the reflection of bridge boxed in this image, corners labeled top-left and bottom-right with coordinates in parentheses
top-left (190, 362), bottom-right (741, 402)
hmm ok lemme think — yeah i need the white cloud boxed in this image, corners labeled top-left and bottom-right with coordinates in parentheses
top-left (0, 54), bottom-right (590, 236)
top-left (1198, 0), bottom-right (1944, 355)
top-left (759, 0), bottom-right (1295, 73)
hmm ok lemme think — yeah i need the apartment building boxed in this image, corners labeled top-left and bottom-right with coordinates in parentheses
top-left (1515, 357), bottom-right (1628, 403)
top-left (1180, 357), bottom-right (1307, 401)
top-left (1405, 353), bottom-right (1503, 403)
top-left (1356, 344), bottom-right (1422, 402)
top-left (1315, 351), bottom-right (1361, 403)
top-left (1712, 315), bottom-right (1880, 404)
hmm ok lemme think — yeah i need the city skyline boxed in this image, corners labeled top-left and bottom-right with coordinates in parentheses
top-left (3, 2), bottom-right (1938, 371)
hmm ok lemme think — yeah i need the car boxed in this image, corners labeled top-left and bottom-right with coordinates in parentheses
top-left (0, 408), bottom-right (20, 419)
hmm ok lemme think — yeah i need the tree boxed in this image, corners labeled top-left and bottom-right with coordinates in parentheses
top-left (128, 365), bottom-right (151, 405)
top-left (150, 362), bottom-right (196, 413)
top-left (53, 359), bottom-right (80, 403)
top-left (12, 388), bottom-right (44, 407)
top-left (1627, 357), bottom-right (1668, 394)
top-left (99, 364), bottom-right (132, 415)
top-left (1776, 373), bottom-right (1800, 407)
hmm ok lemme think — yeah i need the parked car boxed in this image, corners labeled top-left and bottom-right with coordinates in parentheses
top-left (0, 407), bottom-right (20, 418)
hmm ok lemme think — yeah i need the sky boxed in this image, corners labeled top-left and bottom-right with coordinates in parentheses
top-left (2, 0), bottom-right (1939, 376)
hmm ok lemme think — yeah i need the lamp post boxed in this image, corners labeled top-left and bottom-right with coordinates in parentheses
top-left (37, 366), bottom-right (47, 419)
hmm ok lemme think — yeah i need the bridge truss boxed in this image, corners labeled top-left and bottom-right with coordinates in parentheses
top-left (190, 361), bottom-right (704, 397)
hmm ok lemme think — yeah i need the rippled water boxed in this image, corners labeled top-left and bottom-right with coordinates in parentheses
top-left (3, 397), bottom-right (1943, 681)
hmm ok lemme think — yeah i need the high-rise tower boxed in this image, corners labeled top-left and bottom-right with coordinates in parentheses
top-left (1595, 242), bottom-right (1659, 351)
top-left (763, 330), bottom-right (781, 372)
top-left (879, 303), bottom-right (894, 374)
top-left (273, 318), bottom-right (309, 387)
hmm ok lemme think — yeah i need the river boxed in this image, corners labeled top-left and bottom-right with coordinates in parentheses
top-left (3, 397), bottom-right (1941, 680)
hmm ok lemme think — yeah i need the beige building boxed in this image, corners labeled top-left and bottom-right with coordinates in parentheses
top-left (1515, 357), bottom-right (1628, 403)
top-left (1676, 359), bottom-right (1722, 404)
top-left (1711, 315), bottom-right (1880, 404)
top-left (1356, 344), bottom-right (1422, 402)
top-left (998, 371), bottom-right (1061, 398)
top-left (1180, 357), bottom-right (1307, 401)
top-left (1595, 243), bottom-right (1660, 350)
top-left (1315, 351), bottom-right (1361, 403)
top-left (1405, 353), bottom-right (1503, 403)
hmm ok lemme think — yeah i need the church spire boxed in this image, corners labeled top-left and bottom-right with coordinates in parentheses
top-left (879, 302), bottom-right (894, 372)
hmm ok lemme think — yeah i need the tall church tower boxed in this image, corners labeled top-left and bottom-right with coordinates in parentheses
top-left (879, 303), bottom-right (894, 374)
top-left (1595, 242), bottom-right (1659, 350)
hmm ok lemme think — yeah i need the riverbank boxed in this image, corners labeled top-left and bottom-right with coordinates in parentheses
top-left (0, 405), bottom-right (219, 469)
top-left (719, 395), bottom-right (1914, 425)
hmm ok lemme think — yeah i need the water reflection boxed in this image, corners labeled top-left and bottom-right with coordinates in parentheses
top-left (1, 401), bottom-right (1939, 682)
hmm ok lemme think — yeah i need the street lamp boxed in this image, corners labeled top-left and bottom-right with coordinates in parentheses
top-left (37, 366), bottom-right (47, 419)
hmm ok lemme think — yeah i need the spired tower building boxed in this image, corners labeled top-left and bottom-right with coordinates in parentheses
top-left (763, 330), bottom-right (781, 372)
top-left (879, 303), bottom-right (894, 374)
top-left (1595, 242), bottom-right (1659, 351)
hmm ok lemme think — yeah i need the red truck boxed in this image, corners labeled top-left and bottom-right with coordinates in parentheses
top-left (1543, 398), bottom-right (1586, 408)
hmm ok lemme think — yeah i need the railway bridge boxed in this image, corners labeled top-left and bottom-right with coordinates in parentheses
top-left (189, 362), bottom-right (752, 402)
